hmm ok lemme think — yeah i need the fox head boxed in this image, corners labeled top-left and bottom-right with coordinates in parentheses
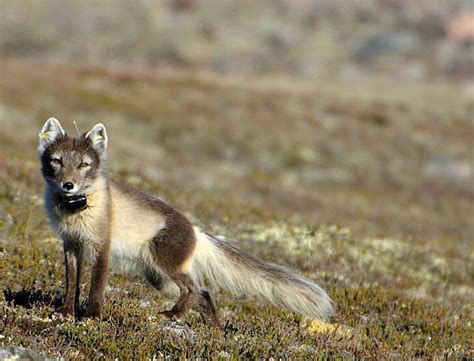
top-left (38, 118), bottom-right (108, 195)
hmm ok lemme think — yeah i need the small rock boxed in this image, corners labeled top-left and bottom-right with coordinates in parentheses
top-left (0, 347), bottom-right (50, 361)
top-left (422, 158), bottom-right (473, 185)
top-left (157, 321), bottom-right (196, 339)
top-left (446, 10), bottom-right (474, 43)
top-left (138, 297), bottom-right (152, 308)
top-left (0, 205), bottom-right (14, 226)
top-left (217, 351), bottom-right (231, 359)
top-left (355, 32), bottom-right (420, 60)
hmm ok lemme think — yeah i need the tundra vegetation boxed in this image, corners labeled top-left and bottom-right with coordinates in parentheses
top-left (0, 59), bottom-right (472, 359)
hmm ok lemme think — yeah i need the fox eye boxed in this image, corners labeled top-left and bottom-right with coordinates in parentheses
top-left (50, 158), bottom-right (62, 166)
top-left (78, 162), bottom-right (90, 169)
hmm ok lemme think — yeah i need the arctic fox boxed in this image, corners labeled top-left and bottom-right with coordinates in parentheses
top-left (38, 118), bottom-right (333, 326)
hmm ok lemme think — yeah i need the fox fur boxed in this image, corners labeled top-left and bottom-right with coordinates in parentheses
top-left (38, 118), bottom-right (333, 325)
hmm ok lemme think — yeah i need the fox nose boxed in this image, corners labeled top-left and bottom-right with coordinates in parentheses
top-left (63, 182), bottom-right (74, 191)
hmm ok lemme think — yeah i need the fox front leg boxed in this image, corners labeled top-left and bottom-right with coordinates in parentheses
top-left (56, 241), bottom-right (82, 316)
top-left (84, 243), bottom-right (110, 319)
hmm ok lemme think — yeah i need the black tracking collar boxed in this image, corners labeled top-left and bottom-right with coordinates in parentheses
top-left (60, 194), bottom-right (88, 214)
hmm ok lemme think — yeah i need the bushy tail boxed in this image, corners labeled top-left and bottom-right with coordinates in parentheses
top-left (191, 229), bottom-right (333, 320)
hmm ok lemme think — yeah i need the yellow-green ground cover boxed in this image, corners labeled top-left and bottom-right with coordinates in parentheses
top-left (0, 60), bottom-right (472, 358)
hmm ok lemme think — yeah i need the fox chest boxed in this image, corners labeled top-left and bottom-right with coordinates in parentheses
top-left (55, 210), bottom-right (107, 249)
top-left (45, 187), bottom-right (108, 248)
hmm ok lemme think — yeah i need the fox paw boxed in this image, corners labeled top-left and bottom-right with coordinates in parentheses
top-left (84, 308), bottom-right (102, 319)
top-left (159, 310), bottom-right (182, 322)
top-left (55, 306), bottom-right (74, 317)
top-left (200, 313), bottom-right (220, 328)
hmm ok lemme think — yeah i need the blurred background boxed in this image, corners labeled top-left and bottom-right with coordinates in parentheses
top-left (0, 0), bottom-right (473, 292)
top-left (0, 0), bottom-right (474, 85)
top-left (1, 0), bottom-right (474, 83)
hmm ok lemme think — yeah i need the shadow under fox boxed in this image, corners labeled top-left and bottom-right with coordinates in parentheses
top-left (38, 118), bottom-right (333, 326)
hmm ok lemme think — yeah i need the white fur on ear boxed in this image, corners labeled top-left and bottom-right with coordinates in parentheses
top-left (38, 117), bottom-right (65, 153)
top-left (85, 123), bottom-right (108, 157)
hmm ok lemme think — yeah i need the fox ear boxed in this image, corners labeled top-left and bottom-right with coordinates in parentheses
top-left (85, 123), bottom-right (108, 157)
top-left (38, 117), bottom-right (65, 153)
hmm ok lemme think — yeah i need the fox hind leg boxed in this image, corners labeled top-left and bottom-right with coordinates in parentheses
top-left (159, 274), bottom-right (197, 321)
top-left (144, 267), bottom-right (165, 291)
top-left (196, 289), bottom-right (219, 327)
top-left (145, 266), bottom-right (218, 326)
top-left (148, 217), bottom-right (203, 322)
